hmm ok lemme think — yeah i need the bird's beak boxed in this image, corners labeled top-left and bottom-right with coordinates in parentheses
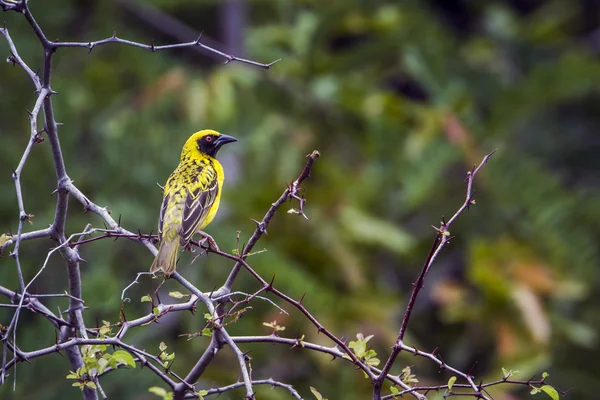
top-left (214, 134), bottom-right (238, 147)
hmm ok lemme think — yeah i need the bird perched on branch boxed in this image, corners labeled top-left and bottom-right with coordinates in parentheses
top-left (150, 130), bottom-right (237, 275)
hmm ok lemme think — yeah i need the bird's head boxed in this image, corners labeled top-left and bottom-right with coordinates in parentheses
top-left (183, 129), bottom-right (238, 158)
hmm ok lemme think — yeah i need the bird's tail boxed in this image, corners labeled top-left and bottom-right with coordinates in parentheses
top-left (150, 239), bottom-right (180, 275)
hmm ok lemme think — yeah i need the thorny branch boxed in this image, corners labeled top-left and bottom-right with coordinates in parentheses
top-left (0, 2), bottom-right (557, 400)
top-left (373, 151), bottom-right (497, 400)
top-left (0, 1), bottom-right (277, 399)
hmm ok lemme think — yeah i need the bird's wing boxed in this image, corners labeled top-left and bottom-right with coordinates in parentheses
top-left (180, 164), bottom-right (219, 244)
top-left (157, 192), bottom-right (170, 241)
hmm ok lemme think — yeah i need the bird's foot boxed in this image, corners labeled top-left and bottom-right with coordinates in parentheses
top-left (182, 241), bottom-right (196, 253)
top-left (198, 231), bottom-right (220, 253)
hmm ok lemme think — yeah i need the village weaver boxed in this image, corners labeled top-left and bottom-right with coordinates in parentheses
top-left (150, 130), bottom-right (237, 275)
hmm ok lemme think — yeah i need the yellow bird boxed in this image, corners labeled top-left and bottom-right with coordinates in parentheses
top-left (150, 130), bottom-right (237, 275)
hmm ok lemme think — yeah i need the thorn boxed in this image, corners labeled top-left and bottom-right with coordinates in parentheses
top-left (299, 293), bottom-right (306, 304)
top-left (112, 28), bottom-right (117, 39)
top-left (267, 274), bottom-right (275, 289)
top-left (55, 122), bottom-right (64, 127)
top-left (265, 59), bottom-right (282, 69)
top-left (250, 218), bottom-right (267, 235)
top-left (486, 149), bottom-right (498, 160)
top-left (117, 214), bottom-right (121, 227)
top-left (468, 361), bottom-right (478, 377)
top-left (195, 32), bottom-right (203, 44)
top-left (119, 306), bottom-right (127, 323)
top-left (150, 38), bottom-right (156, 52)
top-left (25, 108), bottom-right (32, 118)
top-left (76, 255), bottom-right (87, 264)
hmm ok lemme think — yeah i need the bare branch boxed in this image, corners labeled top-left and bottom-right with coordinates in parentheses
top-left (373, 151), bottom-right (497, 400)
top-left (0, 25), bottom-right (41, 88)
top-left (220, 150), bottom-right (320, 295)
top-left (51, 35), bottom-right (279, 69)
top-left (184, 378), bottom-right (302, 399)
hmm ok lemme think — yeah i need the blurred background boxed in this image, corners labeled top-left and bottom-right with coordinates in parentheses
top-left (1, 0), bottom-right (599, 399)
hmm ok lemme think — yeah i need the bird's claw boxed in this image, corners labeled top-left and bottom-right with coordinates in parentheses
top-left (199, 231), bottom-right (220, 253)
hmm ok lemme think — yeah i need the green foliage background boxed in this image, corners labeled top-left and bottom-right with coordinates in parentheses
top-left (1, 0), bottom-right (599, 399)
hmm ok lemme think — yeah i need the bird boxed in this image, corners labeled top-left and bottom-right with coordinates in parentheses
top-left (150, 129), bottom-right (237, 275)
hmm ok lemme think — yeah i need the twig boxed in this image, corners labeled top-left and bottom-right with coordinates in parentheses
top-left (206, 248), bottom-right (377, 381)
top-left (231, 335), bottom-right (424, 399)
top-left (219, 150), bottom-right (320, 296)
top-left (184, 378), bottom-right (302, 399)
top-left (171, 273), bottom-right (255, 400)
top-left (212, 291), bottom-right (289, 316)
top-left (373, 151), bottom-right (496, 400)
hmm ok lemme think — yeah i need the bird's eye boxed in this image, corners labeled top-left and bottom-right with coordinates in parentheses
top-left (205, 136), bottom-right (213, 142)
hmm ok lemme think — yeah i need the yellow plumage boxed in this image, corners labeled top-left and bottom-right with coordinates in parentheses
top-left (150, 129), bottom-right (237, 275)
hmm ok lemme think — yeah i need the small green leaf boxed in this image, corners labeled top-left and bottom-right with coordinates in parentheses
top-left (195, 389), bottom-right (209, 400)
top-left (141, 295), bottom-right (151, 303)
top-left (85, 381), bottom-right (97, 389)
top-left (390, 386), bottom-right (399, 395)
top-left (502, 367), bottom-right (510, 378)
top-left (153, 307), bottom-right (160, 315)
top-left (159, 342), bottom-right (167, 352)
top-left (168, 291), bottom-right (186, 299)
top-left (201, 328), bottom-right (212, 337)
top-left (366, 357), bottom-right (380, 366)
top-left (353, 341), bottom-right (366, 358)
top-left (67, 371), bottom-right (79, 379)
top-left (112, 350), bottom-right (136, 368)
top-left (448, 376), bottom-right (457, 391)
top-left (310, 386), bottom-right (327, 400)
top-left (531, 387), bottom-right (542, 395)
top-left (149, 387), bottom-right (167, 397)
top-left (107, 353), bottom-right (117, 368)
top-left (0, 233), bottom-right (11, 247)
top-left (97, 357), bottom-right (109, 374)
top-left (540, 385), bottom-right (559, 400)
top-left (542, 372), bottom-right (549, 379)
